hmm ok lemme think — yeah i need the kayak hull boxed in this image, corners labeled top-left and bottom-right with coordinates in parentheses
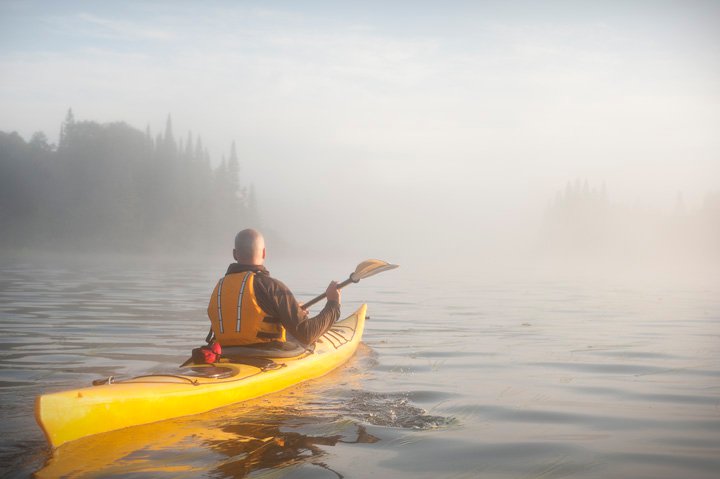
top-left (35, 304), bottom-right (367, 449)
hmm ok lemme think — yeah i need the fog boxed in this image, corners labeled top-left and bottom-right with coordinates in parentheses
top-left (1, 1), bottom-right (718, 281)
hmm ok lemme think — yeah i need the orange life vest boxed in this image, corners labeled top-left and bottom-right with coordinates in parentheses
top-left (207, 271), bottom-right (286, 346)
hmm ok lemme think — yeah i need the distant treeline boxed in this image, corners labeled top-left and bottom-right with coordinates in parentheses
top-left (539, 179), bottom-right (720, 265)
top-left (0, 110), bottom-right (258, 253)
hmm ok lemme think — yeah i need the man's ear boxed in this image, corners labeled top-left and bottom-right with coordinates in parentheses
top-left (233, 249), bottom-right (238, 261)
top-left (262, 247), bottom-right (266, 259)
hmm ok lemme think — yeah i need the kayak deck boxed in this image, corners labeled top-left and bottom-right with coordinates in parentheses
top-left (35, 304), bottom-right (367, 449)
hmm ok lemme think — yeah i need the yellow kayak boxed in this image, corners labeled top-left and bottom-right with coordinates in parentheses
top-left (35, 304), bottom-right (367, 449)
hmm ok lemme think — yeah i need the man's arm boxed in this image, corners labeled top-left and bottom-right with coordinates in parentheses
top-left (255, 276), bottom-right (340, 345)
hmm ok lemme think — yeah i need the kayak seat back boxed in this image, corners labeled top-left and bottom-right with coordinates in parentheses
top-left (222, 340), bottom-right (312, 359)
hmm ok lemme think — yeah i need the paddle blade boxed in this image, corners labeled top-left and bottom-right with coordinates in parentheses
top-left (350, 259), bottom-right (399, 282)
top-left (301, 259), bottom-right (398, 310)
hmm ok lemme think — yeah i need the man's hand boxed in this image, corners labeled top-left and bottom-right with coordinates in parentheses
top-left (326, 281), bottom-right (341, 304)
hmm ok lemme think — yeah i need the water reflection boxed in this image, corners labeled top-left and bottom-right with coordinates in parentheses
top-left (209, 420), bottom-right (379, 478)
top-left (35, 394), bottom-right (380, 478)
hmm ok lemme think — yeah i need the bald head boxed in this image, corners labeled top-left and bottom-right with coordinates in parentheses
top-left (233, 229), bottom-right (266, 265)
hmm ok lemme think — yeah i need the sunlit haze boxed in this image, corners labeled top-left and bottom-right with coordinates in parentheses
top-left (1, 0), bottom-right (718, 277)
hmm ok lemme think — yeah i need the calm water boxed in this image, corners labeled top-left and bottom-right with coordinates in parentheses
top-left (0, 256), bottom-right (718, 478)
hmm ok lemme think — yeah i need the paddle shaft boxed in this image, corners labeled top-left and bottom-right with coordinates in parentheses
top-left (302, 276), bottom-right (356, 310)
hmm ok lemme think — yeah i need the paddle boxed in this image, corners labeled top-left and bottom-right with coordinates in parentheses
top-left (302, 259), bottom-right (399, 310)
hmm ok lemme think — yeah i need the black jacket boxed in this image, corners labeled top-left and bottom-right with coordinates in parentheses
top-left (224, 263), bottom-right (341, 345)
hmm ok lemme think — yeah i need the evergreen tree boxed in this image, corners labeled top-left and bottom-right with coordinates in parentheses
top-left (163, 115), bottom-right (176, 155)
top-left (185, 131), bottom-right (194, 160)
top-left (58, 108), bottom-right (75, 150)
top-left (228, 141), bottom-right (240, 199)
top-left (194, 137), bottom-right (204, 163)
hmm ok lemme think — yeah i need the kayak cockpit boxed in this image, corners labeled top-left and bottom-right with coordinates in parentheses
top-left (184, 366), bottom-right (237, 379)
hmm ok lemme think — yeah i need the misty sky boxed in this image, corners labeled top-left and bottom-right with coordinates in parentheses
top-left (1, 0), bottom-right (718, 261)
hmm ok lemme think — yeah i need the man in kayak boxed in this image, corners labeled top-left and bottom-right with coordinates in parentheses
top-left (207, 228), bottom-right (341, 348)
